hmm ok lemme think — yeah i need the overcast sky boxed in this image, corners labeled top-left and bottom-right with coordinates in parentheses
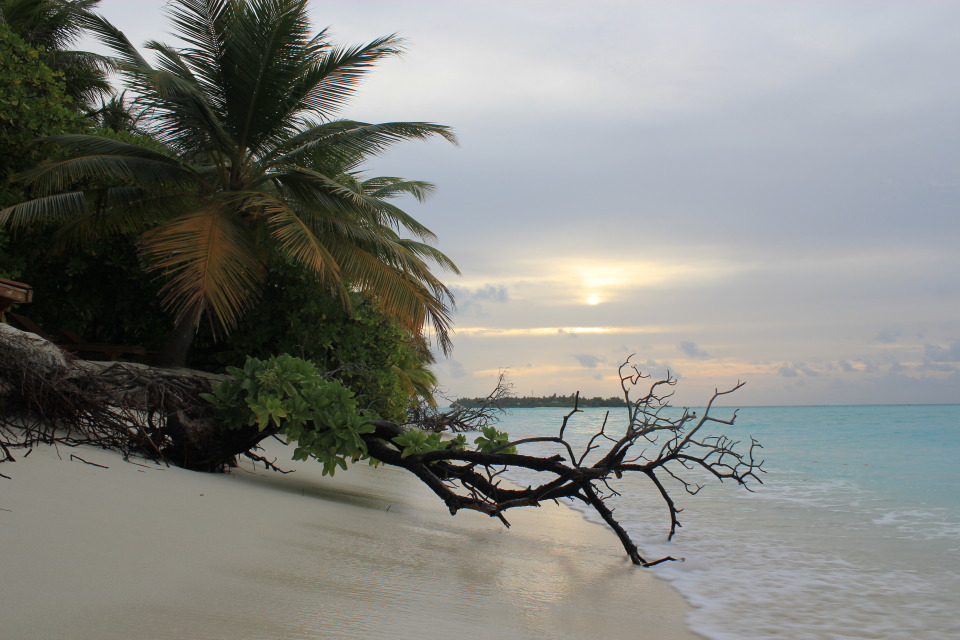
top-left (90, 0), bottom-right (960, 406)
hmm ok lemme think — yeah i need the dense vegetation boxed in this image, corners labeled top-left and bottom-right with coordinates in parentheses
top-left (1, 0), bottom-right (458, 369)
top-left (0, 0), bottom-right (451, 418)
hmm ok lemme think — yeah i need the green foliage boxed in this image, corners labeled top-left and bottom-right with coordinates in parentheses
top-left (390, 430), bottom-right (467, 459)
top-left (0, 229), bottom-right (173, 348)
top-left (190, 258), bottom-right (434, 422)
top-left (202, 354), bottom-right (374, 476)
top-left (203, 353), bottom-right (511, 473)
top-left (0, 23), bottom-right (82, 207)
top-left (391, 429), bottom-right (446, 458)
top-left (2, 0), bottom-right (458, 353)
top-left (474, 426), bottom-right (517, 455)
top-left (0, 25), bottom-right (168, 347)
top-left (390, 426), bottom-right (513, 459)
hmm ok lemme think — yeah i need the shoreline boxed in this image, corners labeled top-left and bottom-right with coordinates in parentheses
top-left (1, 440), bottom-right (697, 639)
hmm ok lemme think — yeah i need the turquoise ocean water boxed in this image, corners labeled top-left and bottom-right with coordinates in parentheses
top-left (498, 405), bottom-right (960, 639)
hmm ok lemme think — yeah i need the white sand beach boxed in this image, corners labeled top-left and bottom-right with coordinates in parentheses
top-left (1, 440), bottom-right (696, 640)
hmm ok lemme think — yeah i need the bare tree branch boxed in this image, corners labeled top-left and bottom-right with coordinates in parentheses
top-left (408, 370), bottom-right (512, 432)
top-left (391, 355), bottom-right (764, 565)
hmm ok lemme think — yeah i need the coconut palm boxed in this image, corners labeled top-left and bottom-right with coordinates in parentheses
top-left (0, 0), bottom-right (112, 109)
top-left (85, 91), bottom-right (146, 134)
top-left (0, 0), bottom-right (459, 366)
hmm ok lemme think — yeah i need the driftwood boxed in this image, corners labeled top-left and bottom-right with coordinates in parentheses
top-left (1, 324), bottom-right (763, 565)
top-left (366, 365), bottom-right (762, 566)
top-left (0, 324), bottom-right (260, 471)
top-left (407, 370), bottom-right (512, 432)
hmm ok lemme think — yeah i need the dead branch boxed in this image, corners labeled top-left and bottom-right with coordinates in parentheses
top-left (69, 454), bottom-right (109, 469)
top-left (387, 356), bottom-right (763, 565)
top-left (407, 370), bottom-right (513, 432)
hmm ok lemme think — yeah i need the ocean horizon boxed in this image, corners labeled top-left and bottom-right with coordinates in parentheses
top-left (498, 404), bottom-right (960, 639)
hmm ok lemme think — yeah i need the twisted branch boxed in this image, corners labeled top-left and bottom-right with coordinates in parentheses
top-left (365, 356), bottom-right (764, 565)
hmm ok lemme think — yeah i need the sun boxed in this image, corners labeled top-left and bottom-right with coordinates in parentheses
top-left (585, 294), bottom-right (602, 306)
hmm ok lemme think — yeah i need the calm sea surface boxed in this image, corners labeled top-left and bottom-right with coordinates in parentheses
top-left (498, 405), bottom-right (960, 640)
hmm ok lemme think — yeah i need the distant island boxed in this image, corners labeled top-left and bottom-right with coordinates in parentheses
top-left (451, 394), bottom-right (628, 408)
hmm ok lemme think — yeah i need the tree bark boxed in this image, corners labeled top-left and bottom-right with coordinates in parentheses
top-left (1, 323), bottom-right (268, 471)
top-left (156, 313), bottom-right (197, 368)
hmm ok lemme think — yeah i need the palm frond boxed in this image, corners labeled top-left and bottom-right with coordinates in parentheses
top-left (50, 189), bottom-right (199, 247)
top-left (0, 191), bottom-right (89, 228)
top-left (265, 120), bottom-right (457, 171)
top-left (15, 154), bottom-right (195, 197)
top-left (260, 198), bottom-right (343, 280)
top-left (332, 243), bottom-right (455, 355)
top-left (141, 203), bottom-right (267, 331)
top-left (78, 8), bottom-right (153, 73)
top-left (392, 239), bottom-right (461, 276)
top-left (361, 177), bottom-right (436, 203)
top-left (269, 168), bottom-right (383, 222)
top-left (291, 33), bottom-right (405, 121)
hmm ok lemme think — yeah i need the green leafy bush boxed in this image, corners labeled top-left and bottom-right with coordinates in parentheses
top-left (0, 25), bottom-right (172, 346)
top-left (189, 258), bottom-right (432, 422)
top-left (203, 354), bottom-right (514, 473)
top-left (474, 426), bottom-right (517, 454)
top-left (391, 430), bottom-right (468, 458)
top-left (202, 354), bottom-right (374, 475)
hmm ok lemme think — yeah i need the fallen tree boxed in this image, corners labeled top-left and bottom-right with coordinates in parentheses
top-left (1, 323), bottom-right (763, 566)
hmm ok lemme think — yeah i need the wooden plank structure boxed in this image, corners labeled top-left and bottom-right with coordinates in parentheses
top-left (0, 278), bottom-right (33, 316)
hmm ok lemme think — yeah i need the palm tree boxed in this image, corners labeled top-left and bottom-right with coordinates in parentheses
top-left (0, 0), bottom-right (459, 366)
top-left (0, 0), bottom-right (112, 109)
top-left (85, 91), bottom-right (146, 134)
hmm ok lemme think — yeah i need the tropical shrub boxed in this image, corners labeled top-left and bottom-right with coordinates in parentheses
top-left (190, 258), bottom-right (434, 422)
top-left (0, 23), bottom-right (81, 208)
top-left (202, 353), bottom-right (373, 476)
top-left (203, 353), bottom-right (509, 472)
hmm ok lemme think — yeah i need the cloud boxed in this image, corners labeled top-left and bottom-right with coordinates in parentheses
top-left (438, 359), bottom-right (468, 379)
top-left (572, 353), bottom-right (604, 368)
top-left (924, 341), bottom-right (960, 363)
top-left (918, 362), bottom-right (959, 373)
top-left (451, 325), bottom-right (678, 337)
top-left (873, 328), bottom-right (903, 344)
top-left (678, 341), bottom-right (712, 359)
top-left (451, 284), bottom-right (510, 317)
top-left (778, 364), bottom-right (800, 378)
top-left (778, 362), bottom-right (821, 377)
top-left (464, 284), bottom-right (510, 303)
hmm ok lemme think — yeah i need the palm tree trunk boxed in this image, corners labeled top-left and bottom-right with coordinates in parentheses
top-left (156, 314), bottom-right (197, 367)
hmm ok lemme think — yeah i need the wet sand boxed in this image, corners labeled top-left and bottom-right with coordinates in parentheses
top-left (1, 441), bottom-right (696, 639)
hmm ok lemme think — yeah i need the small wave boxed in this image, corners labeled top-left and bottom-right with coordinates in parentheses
top-left (499, 407), bottom-right (960, 639)
top-left (872, 508), bottom-right (960, 540)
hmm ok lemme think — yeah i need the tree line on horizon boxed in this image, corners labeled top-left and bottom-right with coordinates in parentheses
top-left (452, 393), bottom-right (629, 409)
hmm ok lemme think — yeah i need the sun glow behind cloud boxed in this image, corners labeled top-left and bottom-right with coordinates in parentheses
top-left (453, 256), bottom-right (746, 310)
top-left (451, 325), bottom-right (688, 337)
